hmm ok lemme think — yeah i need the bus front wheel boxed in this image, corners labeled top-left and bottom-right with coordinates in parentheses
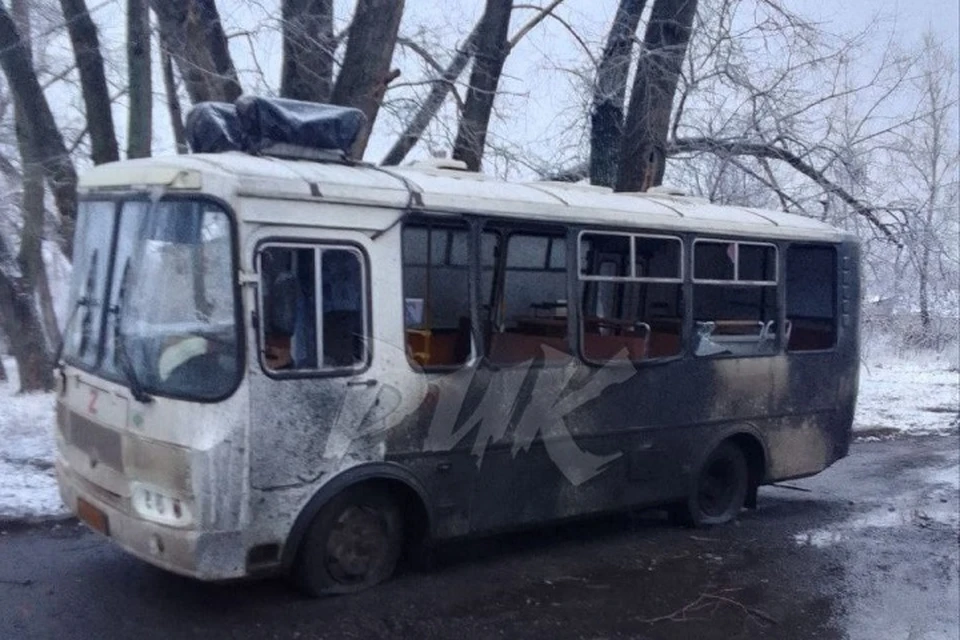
top-left (674, 442), bottom-right (748, 527)
top-left (293, 485), bottom-right (403, 596)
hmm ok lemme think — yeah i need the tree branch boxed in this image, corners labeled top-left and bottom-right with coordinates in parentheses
top-left (671, 136), bottom-right (900, 243)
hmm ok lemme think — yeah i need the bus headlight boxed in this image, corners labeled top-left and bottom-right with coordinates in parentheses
top-left (131, 483), bottom-right (194, 527)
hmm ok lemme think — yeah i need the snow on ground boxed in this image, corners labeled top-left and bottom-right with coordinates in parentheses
top-left (0, 348), bottom-right (957, 521)
top-left (0, 358), bottom-right (67, 521)
top-left (855, 359), bottom-right (960, 438)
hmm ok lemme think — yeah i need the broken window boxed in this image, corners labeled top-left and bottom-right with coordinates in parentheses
top-left (579, 232), bottom-right (683, 362)
top-left (786, 245), bottom-right (837, 351)
top-left (402, 223), bottom-right (473, 368)
top-left (487, 231), bottom-right (570, 364)
top-left (693, 240), bottom-right (779, 356)
top-left (259, 244), bottom-right (367, 372)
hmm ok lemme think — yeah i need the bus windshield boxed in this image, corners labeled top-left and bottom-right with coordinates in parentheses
top-left (63, 197), bottom-right (240, 401)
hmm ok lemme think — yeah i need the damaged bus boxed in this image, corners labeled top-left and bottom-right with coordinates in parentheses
top-left (54, 97), bottom-right (860, 595)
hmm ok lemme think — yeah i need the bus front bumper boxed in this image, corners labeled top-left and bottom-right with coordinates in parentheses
top-left (56, 456), bottom-right (246, 581)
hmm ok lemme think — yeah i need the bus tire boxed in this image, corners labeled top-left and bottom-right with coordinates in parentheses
top-left (293, 485), bottom-right (403, 597)
top-left (674, 442), bottom-right (748, 527)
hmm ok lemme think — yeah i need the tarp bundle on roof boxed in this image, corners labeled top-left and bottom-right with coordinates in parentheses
top-left (184, 96), bottom-right (367, 159)
top-left (184, 102), bottom-right (244, 153)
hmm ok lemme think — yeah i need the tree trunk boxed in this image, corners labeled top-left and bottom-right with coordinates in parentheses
top-left (161, 45), bottom-right (189, 153)
top-left (381, 27), bottom-right (480, 166)
top-left (59, 0), bottom-right (119, 165)
top-left (590, 0), bottom-right (646, 188)
top-left (0, 6), bottom-right (79, 258)
top-left (127, 0), bottom-right (152, 158)
top-left (280, 0), bottom-right (334, 103)
top-left (9, 0), bottom-right (58, 380)
top-left (151, 0), bottom-right (242, 104)
top-left (616, 0), bottom-right (697, 192)
top-left (918, 232), bottom-right (931, 330)
top-left (382, 1), bottom-right (562, 167)
top-left (451, 0), bottom-right (512, 172)
top-left (36, 255), bottom-right (61, 349)
top-left (0, 234), bottom-right (54, 392)
top-left (330, 0), bottom-right (405, 159)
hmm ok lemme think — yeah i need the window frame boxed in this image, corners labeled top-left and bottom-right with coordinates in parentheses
top-left (576, 229), bottom-right (686, 366)
top-left (784, 242), bottom-right (840, 355)
top-left (690, 237), bottom-right (782, 359)
top-left (578, 230), bottom-right (685, 284)
top-left (255, 239), bottom-right (371, 379)
top-left (400, 219), bottom-right (477, 373)
top-left (692, 238), bottom-right (778, 286)
top-left (482, 223), bottom-right (572, 367)
top-left (62, 193), bottom-right (246, 404)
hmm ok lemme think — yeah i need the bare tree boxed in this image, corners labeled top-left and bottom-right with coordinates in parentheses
top-left (280, 0), bottom-right (335, 103)
top-left (886, 35), bottom-right (959, 334)
top-left (0, 1), bottom-right (55, 392)
top-left (616, 0), bottom-right (698, 192)
top-left (0, 5), bottom-right (77, 255)
top-left (151, 0), bottom-right (242, 104)
top-left (451, 0), bottom-right (512, 171)
top-left (331, 0), bottom-right (405, 158)
top-left (381, 0), bottom-right (564, 167)
top-left (59, 0), bottom-right (119, 164)
top-left (590, 0), bottom-right (646, 187)
top-left (160, 43), bottom-right (188, 154)
top-left (381, 26), bottom-right (480, 166)
top-left (0, 229), bottom-right (54, 391)
top-left (127, 0), bottom-right (152, 158)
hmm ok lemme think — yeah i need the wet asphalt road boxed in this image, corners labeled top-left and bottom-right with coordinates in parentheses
top-left (0, 435), bottom-right (957, 640)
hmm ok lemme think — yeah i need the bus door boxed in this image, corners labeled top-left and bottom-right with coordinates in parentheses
top-left (468, 226), bottom-right (608, 532)
top-left (397, 220), bottom-right (485, 536)
top-left (247, 237), bottom-right (385, 490)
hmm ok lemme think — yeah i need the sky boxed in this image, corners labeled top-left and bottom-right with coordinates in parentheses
top-left (19, 0), bottom-right (960, 175)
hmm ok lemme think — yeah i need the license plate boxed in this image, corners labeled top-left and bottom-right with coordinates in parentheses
top-left (77, 497), bottom-right (110, 536)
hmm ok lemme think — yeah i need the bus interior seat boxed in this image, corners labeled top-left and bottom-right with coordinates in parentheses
top-left (787, 317), bottom-right (836, 351)
top-left (405, 316), bottom-right (472, 367)
top-left (582, 334), bottom-right (647, 360)
top-left (488, 332), bottom-right (569, 363)
top-left (647, 330), bottom-right (681, 358)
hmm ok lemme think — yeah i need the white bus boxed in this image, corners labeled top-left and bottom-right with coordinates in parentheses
top-left (55, 99), bottom-right (859, 595)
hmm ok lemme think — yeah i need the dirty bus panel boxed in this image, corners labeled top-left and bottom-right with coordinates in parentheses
top-left (55, 144), bottom-right (858, 594)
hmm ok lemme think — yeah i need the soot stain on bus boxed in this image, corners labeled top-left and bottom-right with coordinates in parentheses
top-left (53, 98), bottom-right (862, 593)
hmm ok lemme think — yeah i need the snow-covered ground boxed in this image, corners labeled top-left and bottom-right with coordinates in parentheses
top-left (1, 350), bottom-right (957, 521)
top-left (0, 358), bottom-right (67, 522)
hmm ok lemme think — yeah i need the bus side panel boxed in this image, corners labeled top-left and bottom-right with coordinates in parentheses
top-left (760, 240), bottom-right (860, 482)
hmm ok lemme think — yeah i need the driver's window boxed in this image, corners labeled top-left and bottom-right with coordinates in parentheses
top-left (259, 243), bottom-right (368, 373)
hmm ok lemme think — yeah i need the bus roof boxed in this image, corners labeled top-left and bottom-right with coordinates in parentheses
top-left (79, 152), bottom-right (852, 242)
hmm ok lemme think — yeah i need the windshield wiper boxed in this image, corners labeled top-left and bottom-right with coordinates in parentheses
top-left (111, 260), bottom-right (152, 404)
top-left (55, 249), bottom-right (101, 367)
top-left (54, 295), bottom-right (89, 366)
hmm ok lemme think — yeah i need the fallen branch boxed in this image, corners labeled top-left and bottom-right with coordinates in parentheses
top-left (640, 589), bottom-right (778, 627)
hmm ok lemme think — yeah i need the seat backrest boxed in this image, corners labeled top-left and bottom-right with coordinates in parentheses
top-left (488, 332), bottom-right (570, 364)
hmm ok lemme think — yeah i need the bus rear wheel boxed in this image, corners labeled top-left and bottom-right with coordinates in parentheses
top-left (674, 442), bottom-right (748, 527)
top-left (293, 485), bottom-right (403, 596)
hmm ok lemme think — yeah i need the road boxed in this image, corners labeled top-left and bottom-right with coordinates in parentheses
top-left (1, 435), bottom-right (957, 640)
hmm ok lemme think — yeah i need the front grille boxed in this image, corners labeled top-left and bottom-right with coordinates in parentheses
top-left (63, 410), bottom-right (124, 473)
